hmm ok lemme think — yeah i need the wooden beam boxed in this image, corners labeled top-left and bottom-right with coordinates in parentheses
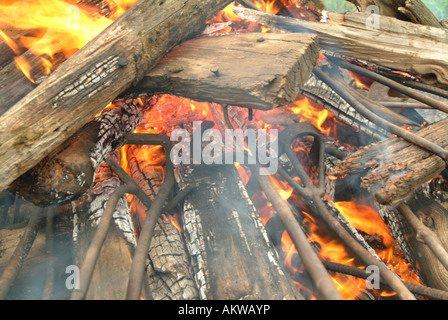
top-left (121, 32), bottom-right (319, 110)
top-left (233, 7), bottom-right (448, 87)
top-left (0, 0), bottom-right (233, 192)
top-left (333, 117), bottom-right (448, 206)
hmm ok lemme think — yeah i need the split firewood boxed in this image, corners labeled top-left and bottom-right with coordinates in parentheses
top-left (121, 32), bottom-right (319, 111)
top-left (176, 164), bottom-right (304, 300)
top-left (0, 0), bottom-right (234, 192)
top-left (333, 117), bottom-right (448, 206)
top-left (233, 7), bottom-right (448, 87)
top-left (9, 98), bottom-right (150, 207)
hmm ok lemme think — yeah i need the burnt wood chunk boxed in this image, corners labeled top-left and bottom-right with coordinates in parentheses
top-left (333, 117), bottom-right (448, 206)
top-left (9, 99), bottom-right (148, 207)
top-left (122, 32), bottom-right (319, 110)
top-left (176, 164), bottom-right (304, 300)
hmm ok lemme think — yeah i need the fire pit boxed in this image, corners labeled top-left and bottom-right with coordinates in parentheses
top-left (0, 0), bottom-right (448, 301)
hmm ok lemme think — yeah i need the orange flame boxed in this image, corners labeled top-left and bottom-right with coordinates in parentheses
top-left (13, 55), bottom-right (34, 83)
top-left (290, 97), bottom-right (336, 136)
top-left (0, 0), bottom-right (138, 81)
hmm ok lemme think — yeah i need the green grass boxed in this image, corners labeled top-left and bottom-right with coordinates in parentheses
top-left (321, 0), bottom-right (447, 20)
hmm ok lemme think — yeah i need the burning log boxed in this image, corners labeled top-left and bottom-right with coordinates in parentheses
top-left (122, 32), bottom-right (319, 110)
top-left (9, 98), bottom-right (150, 207)
top-left (333, 117), bottom-right (448, 206)
top-left (0, 0), bottom-right (234, 192)
top-left (9, 31), bottom-right (319, 207)
top-left (176, 164), bottom-right (304, 300)
top-left (233, 7), bottom-right (448, 87)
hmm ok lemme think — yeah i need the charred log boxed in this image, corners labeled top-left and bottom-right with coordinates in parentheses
top-left (0, 0), bottom-right (234, 192)
top-left (9, 98), bottom-right (150, 207)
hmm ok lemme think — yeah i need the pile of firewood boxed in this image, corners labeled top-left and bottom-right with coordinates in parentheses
top-left (1, 0), bottom-right (448, 300)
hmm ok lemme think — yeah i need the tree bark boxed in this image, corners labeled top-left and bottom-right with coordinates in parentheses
top-left (0, 0), bottom-right (233, 192)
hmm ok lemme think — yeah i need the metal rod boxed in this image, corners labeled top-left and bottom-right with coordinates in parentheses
top-left (309, 193), bottom-right (416, 300)
top-left (322, 261), bottom-right (448, 300)
top-left (314, 67), bottom-right (448, 165)
top-left (0, 210), bottom-right (44, 300)
top-left (125, 134), bottom-right (175, 300)
top-left (278, 123), bottom-right (416, 300)
top-left (330, 58), bottom-right (448, 114)
top-left (253, 169), bottom-right (343, 300)
top-left (42, 208), bottom-right (55, 300)
top-left (221, 106), bottom-right (341, 299)
top-left (397, 203), bottom-right (448, 273)
top-left (70, 185), bottom-right (139, 300)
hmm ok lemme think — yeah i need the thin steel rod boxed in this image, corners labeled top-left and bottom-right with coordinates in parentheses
top-left (397, 203), bottom-right (448, 272)
top-left (309, 193), bottom-right (416, 300)
top-left (331, 58), bottom-right (448, 114)
top-left (314, 67), bottom-right (448, 164)
top-left (70, 184), bottom-right (139, 300)
top-left (278, 123), bottom-right (416, 300)
top-left (125, 134), bottom-right (175, 300)
top-left (222, 107), bottom-right (341, 299)
top-left (42, 208), bottom-right (55, 300)
top-left (322, 261), bottom-right (448, 300)
top-left (374, 69), bottom-right (448, 100)
top-left (254, 169), bottom-right (343, 300)
top-left (381, 102), bottom-right (432, 109)
top-left (0, 210), bottom-right (44, 300)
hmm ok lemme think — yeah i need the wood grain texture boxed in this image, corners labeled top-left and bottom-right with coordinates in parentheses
top-left (122, 32), bottom-right (319, 110)
top-left (0, 0), bottom-right (233, 192)
top-left (234, 8), bottom-right (448, 86)
top-left (177, 164), bottom-right (304, 300)
top-left (333, 117), bottom-right (448, 206)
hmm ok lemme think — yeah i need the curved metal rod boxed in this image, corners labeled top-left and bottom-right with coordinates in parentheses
top-left (314, 67), bottom-right (448, 165)
top-left (253, 168), bottom-right (343, 300)
top-left (0, 210), bottom-right (44, 300)
top-left (330, 57), bottom-right (448, 114)
top-left (221, 105), bottom-right (341, 299)
top-left (70, 184), bottom-right (139, 300)
top-left (279, 123), bottom-right (416, 300)
top-left (125, 134), bottom-right (175, 300)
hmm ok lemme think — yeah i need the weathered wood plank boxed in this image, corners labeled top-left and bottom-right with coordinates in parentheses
top-left (121, 32), bottom-right (319, 110)
top-left (0, 0), bottom-right (233, 192)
